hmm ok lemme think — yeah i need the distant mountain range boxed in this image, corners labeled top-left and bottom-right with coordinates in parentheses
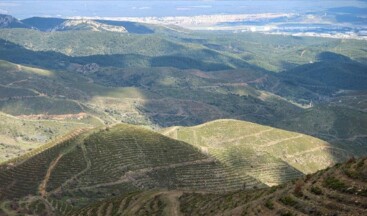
top-left (2, 12), bottom-right (367, 39)
top-left (0, 14), bottom-right (153, 34)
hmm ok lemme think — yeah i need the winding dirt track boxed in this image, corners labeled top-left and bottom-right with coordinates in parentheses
top-left (164, 191), bottom-right (183, 216)
top-left (39, 154), bottom-right (63, 197)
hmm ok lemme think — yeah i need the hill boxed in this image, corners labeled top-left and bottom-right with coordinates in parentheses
top-left (162, 119), bottom-right (351, 185)
top-left (180, 157), bottom-right (367, 216)
top-left (65, 157), bottom-right (367, 216)
top-left (21, 17), bottom-right (65, 31)
top-left (21, 17), bottom-right (153, 34)
top-left (0, 14), bottom-right (31, 29)
top-left (280, 55), bottom-right (367, 94)
top-left (1, 121), bottom-right (361, 215)
top-left (0, 41), bottom-right (365, 162)
top-left (0, 36), bottom-right (366, 162)
top-left (51, 19), bottom-right (127, 33)
top-left (0, 123), bottom-right (265, 215)
top-left (2, 20), bottom-right (366, 72)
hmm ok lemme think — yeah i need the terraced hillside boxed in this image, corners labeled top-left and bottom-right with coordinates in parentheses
top-left (162, 119), bottom-right (351, 186)
top-left (64, 157), bottom-right (367, 216)
top-left (179, 157), bottom-right (367, 216)
top-left (0, 123), bottom-right (265, 215)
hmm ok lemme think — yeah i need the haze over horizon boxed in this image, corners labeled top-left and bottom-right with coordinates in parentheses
top-left (1, 0), bottom-right (366, 19)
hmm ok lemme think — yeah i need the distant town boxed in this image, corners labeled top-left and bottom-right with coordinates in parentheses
top-left (68, 13), bottom-right (367, 40)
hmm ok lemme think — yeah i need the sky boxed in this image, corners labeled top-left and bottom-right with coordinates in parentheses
top-left (0, 1), bottom-right (366, 19)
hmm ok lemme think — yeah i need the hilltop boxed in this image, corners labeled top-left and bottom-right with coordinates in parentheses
top-left (162, 119), bottom-right (351, 185)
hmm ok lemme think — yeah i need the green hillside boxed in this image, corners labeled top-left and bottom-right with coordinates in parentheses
top-left (2, 121), bottom-right (359, 215)
top-left (21, 17), bottom-right (154, 34)
top-left (0, 57), bottom-right (301, 129)
top-left (0, 123), bottom-right (265, 215)
top-left (179, 157), bottom-right (367, 216)
top-left (65, 157), bottom-right (367, 216)
top-left (277, 105), bottom-right (367, 156)
top-left (0, 112), bottom-right (94, 163)
top-left (2, 28), bottom-right (366, 72)
top-left (162, 119), bottom-right (351, 186)
top-left (281, 59), bottom-right (367, 94)
top-left (181, 31), bottom-right (367, 71)
top-left (0, 50), bottom-right (365, 165)
top-left (0, 29), bottom-right (254, 71)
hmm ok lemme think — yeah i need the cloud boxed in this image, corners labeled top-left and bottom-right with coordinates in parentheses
top-left (176, 7), bottom-right (192, 11)
top-left (0, 2), bottom-right (19, 7)
top-left (132, 6), bottom-right (151, 10)
top-left (190, 5), bottom-right (212, 9)
top-left (176, 5), bottom-right (212, 11)
top-left (0, 9), bottom-right (9, 14)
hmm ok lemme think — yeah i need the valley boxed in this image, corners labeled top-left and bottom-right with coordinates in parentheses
top-left (0, 10), bottom-right (366, 215)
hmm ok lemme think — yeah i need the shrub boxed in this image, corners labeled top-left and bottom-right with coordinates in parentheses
top-left (323, 176), bottom-right (347, 191)
top-left (269, 186), bottom-right (278, 193)
top-left (279, 196), bottom-right (297, 206)
top-left (310, 186), bottom-right (323, 195)
top-left (347, 157), bottom-right (356, 164)
top-left (344, 169), bottom-right (358, 179)
top-left (265, 199), bottom-right (274, 210)
top-left (356, 159), bottom-right (365, 168)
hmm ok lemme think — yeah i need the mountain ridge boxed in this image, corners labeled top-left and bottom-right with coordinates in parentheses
top-left (0, 14), bottom-right (31, 29)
